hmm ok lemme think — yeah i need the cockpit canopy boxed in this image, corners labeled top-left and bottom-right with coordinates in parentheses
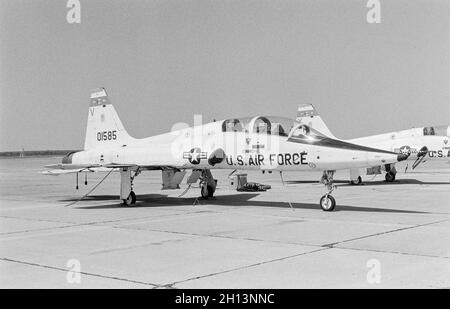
top-left (221, 118), bottom-right (243, 132)
top-left (220, 115), bottom-right (331, 139)
top-left (221, 116), bottom-right (298, 137)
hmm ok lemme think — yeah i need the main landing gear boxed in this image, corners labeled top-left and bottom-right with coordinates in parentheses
top-left (121, 168), bottom-right (140, 206)
top-left (385, 172), bottom-right (395, 182)
top-left (199, 169), bottom-right (217, 200)
top-left (123, 191), bottom-right (136, 206)
top-left (350, 176), bottom-right (362, 185)
top-left (320, 170), bottom-right (337, 211)
top-left (384, 164), bottom-right (397, 183)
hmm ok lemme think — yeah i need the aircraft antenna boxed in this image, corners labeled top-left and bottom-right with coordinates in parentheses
top-left (65, 169), bottom-right (115, 207)
top-left (178, 184), bottom-right (192, 198)
top-left (279, 171), bottom-right (294, 210)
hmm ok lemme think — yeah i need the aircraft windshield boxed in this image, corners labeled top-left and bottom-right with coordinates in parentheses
top-left (288, 123), bottom-right (331, 140)
top-left (221, 116), bottom-right (299, 136)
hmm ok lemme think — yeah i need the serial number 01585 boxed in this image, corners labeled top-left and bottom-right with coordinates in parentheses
top-left (97, 130), bottom-right (117, 141)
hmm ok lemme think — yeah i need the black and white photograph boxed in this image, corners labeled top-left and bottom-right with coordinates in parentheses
top-left (0, 0), bottom-right (449, 293)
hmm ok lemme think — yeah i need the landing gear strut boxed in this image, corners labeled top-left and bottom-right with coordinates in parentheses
top-left (121, 168), bottom-right (140, 206)
top-left (320, 170), bottom-right (337, 211)
top-left (199, 169), bottom-right (216, 200)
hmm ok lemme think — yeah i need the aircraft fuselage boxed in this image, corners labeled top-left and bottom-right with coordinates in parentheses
top-left (69, 120), bottom-right (402, 172)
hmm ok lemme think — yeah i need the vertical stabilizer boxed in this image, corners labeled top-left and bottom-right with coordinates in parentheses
top-left (296, 104), bottom-right (337, 139)
top-left (84, 88), bottom-right (132, 150)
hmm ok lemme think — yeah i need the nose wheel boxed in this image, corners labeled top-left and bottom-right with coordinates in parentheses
top-left (320, 170), bottom-right (337, 211)
top-left (320, 194), bottom-right (336, 211)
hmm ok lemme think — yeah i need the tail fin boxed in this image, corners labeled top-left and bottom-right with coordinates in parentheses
top-left (84, 88), bottom-right (132, 150)
top-left (295, 104), bottom-right (337, 139)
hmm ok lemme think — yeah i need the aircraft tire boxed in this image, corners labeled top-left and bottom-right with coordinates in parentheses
top-left (122, 191), bottom-right (137, 206)
top-left (320, 194), bottom-right (336, 211)
top-left (201, 185), bottom-right (214, 199)
top-left (385, 172), bottom-right (395, 182)
top-left (350, 176), bottom-right (362, 185)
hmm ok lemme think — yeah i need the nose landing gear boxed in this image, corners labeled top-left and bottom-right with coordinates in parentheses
top-left (384, 164), bottom-right (397, 182)
top-left (320, 170), bottom-right (337, 211)
top-left (320, 194), bottom-right (336, 211)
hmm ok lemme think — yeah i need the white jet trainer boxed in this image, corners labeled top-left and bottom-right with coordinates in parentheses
top-left (44, 88), bottom-right (410, 211)
top-left (296, 104), bottom-right (450, 184)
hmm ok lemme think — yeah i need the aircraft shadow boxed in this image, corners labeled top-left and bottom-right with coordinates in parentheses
top-left (286, 179), bottom-right (450, 186)
top-left (63, 193), bottom-right (427, 214)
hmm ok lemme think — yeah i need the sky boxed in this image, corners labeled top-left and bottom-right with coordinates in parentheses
top-left (0, 0), bottom-right (449, 151)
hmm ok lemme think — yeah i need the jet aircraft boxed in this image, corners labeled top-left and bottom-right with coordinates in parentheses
top-left (44, 88), bottom-right (410, 211)
top-left (295, 104), bottom-right (450, 184)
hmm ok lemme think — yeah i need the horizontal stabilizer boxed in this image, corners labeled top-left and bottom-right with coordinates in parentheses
top-left (42, 164), bottom-right (115, 175)
top-left (44, 163), bottom-right (101, 170)
top-left (42, 169), bottom-right (87, 175)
